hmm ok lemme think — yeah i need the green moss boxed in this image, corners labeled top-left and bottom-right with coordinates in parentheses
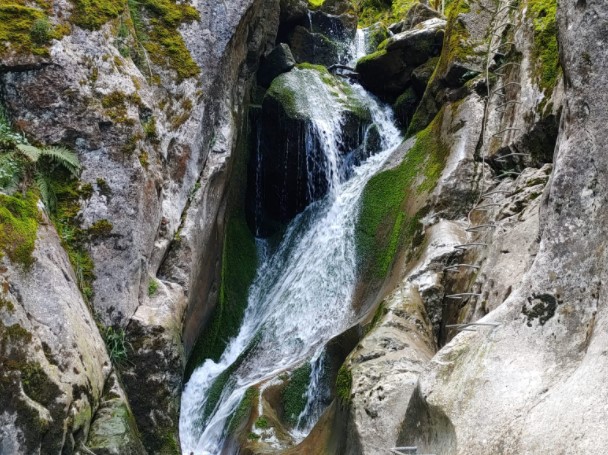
top-left (52, 179), bottom-right (96, 302)
top-left (527, 0), bottom-right (559, 95)
top-left (185, 214), bottom-right (258, 377)
top-left (131, 0), bottom-right (200, 80)
top-left (88, 219), bottom-right (113, 238)
top-left (357, 49), bottom-right (387, 67)
top-left (0, 191), bottom-right (40, 269)
top-left (21, 363), bottom-right (60, 405)
top-left (147, 278), bottom-right (159, 296)
top-left (71, 0), bottom-right (126, 30)
top-left (308, 0), bottom-right (325, 8)
top-left (227, 387), bottom-right (258, 434)
top-left (0, 3), bottom-right (54, 57)
top-left (255, 415), bottom-right (269, 429)
top-left (282, 362), bottom-right (312, 427)
top-left (335, 364), bottom-right (352, 403)
top-left (157, 431), bottom-right (180, 455)
top-left (2, 322), bottom-right (33, 343)
top-left (406, 0), bottom-right (472, 136)
top-left (0, 298), bottom-right (15, 314)
top-left (199, 336), bottom-right (260, 424)
top-left (356, 108), bottom-right (448, 278)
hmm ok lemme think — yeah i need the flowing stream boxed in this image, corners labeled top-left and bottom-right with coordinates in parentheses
top-left (180, 28), bottom-right (401, 455)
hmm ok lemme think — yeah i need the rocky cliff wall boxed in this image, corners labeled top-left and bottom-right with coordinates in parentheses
top-left (0, 0), bottom-right (280, 451)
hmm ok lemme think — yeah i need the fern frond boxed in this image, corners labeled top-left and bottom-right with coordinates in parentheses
top-left (16, 144), bottom-right (42, 162)
top-left (0, 151), bottom-right (24, 193)
top-left (35, 171), bottom-right (57, 213)
top-left (39, 146), bottom-right (81, 177)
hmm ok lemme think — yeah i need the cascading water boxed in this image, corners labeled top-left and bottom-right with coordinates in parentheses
top-left (180, 27), bottom-right (402, 455)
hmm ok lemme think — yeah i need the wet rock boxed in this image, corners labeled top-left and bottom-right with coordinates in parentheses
top-left (254, 66), bottom-right (372, 234)
top-left (356, 18), bottom-right (446, 100)
top-left (364, 22), bottom-right (390, 53)
top-left (411, 56), bottom-right (439, 95)
top-left (310, 10), bottom-right (357, 42)
top-left (288, 26), bottom-right (341, 66)
top-left (394, 87), bottom-right (419, 129)
top-left (280, 0), bottom-right (309, 26)
top-left (258, 43), bottom-right (296, 87)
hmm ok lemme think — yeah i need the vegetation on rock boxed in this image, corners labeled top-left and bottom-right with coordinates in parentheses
top-left (527, 0), bottom-right (559, 96)
top-left (335, 364), bottom-right (352, 403)
top-left (356, 107), bottom-right (448, 278)
top-left (281, 362), bottom-right (312, 426)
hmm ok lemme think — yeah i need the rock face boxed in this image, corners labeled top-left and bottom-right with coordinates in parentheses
top-left (0, 221), bottom-right (118, 453)
top-left (328, 0), bottom-right (607, 453)
top-left (395, 1), bottom-right (608, 454)
top-left (0, 0), bottom-right (280, 451)
top-left (356, 18), bottom-right (445, 101)
top-left (252, 66), bottom-right (373, 234)
top-left (257, 43), bottom-right (296, 87)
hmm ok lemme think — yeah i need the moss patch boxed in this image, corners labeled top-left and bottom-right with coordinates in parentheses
top-left (356, 108), bottom-right (448, 278)
top-left (0, 191), bottom-right (40, 269)
top-left (0, 1), bottom-right (64, 58)
top-left (135, 0), bottom-right (200, 80)
top-left (227, 387), bottom-right (258, 434)
top-left (51, 179), bottom-right (96, 302)
top-left (527, 0), bottom-right (559, 95)
top-left (199, 335), bottom-right (260, 425)
top-left (282, 362), bottom-right (312, 427)
top-left (185, 214), bottom-right (258, 379)
top-left (335, 364), bottom-right (352, 403)
top-left (71, 0), bottom-right (126, 30)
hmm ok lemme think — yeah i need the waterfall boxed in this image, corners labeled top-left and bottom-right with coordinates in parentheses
top-left (180, 28), bottom-right (402, 455)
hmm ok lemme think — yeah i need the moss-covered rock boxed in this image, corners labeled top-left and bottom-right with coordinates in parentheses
top-left (356, 107), bottom-right (448, 281)
top-left (0, 191), bottom-right (40, 269)
top-left (406, 0), bottom-right (489, 136)
top-left (527, 0), bottom-right (560, 96)
top-left (281, 363), bottom-right (313, 426)
top-left (185, 214), bottom-right (258, 376)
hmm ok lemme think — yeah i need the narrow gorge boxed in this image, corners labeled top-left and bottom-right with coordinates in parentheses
top-left (0, 0), bottom-right (606, 454)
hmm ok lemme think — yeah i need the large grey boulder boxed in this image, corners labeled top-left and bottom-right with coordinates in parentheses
top-left (356, 18), bottom-right (446, 100)
top-left (288, 25), bottom-right (341, 66)
top-left (257, 43), bottom-right (296, 87)
top-left (389, 2), bottom-right (444, 34)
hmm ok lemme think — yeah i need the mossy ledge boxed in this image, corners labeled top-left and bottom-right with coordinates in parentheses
top-left (356, 107), bottom-right (448, 279)
top-left (281, 362), bottom-right (313, 427)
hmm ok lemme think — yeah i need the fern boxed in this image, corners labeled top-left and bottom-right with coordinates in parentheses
top-left (35, 172), bottom-right (57, 213)
top-left (17, 144), bottom-right (81, 177)
top-left (0, 152), bottom-right (22, 193)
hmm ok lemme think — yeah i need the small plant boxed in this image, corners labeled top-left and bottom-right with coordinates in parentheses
top-left (255, 416), bottom-right (269, 429)
top-left (30, 18), bottom-right (51, 45)
top-left (103, 326), bottom-right (129, 365)
top-left (148, 279), bottom-right (159, 296)
top-left (0, 105), bottom-right (81, 211)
